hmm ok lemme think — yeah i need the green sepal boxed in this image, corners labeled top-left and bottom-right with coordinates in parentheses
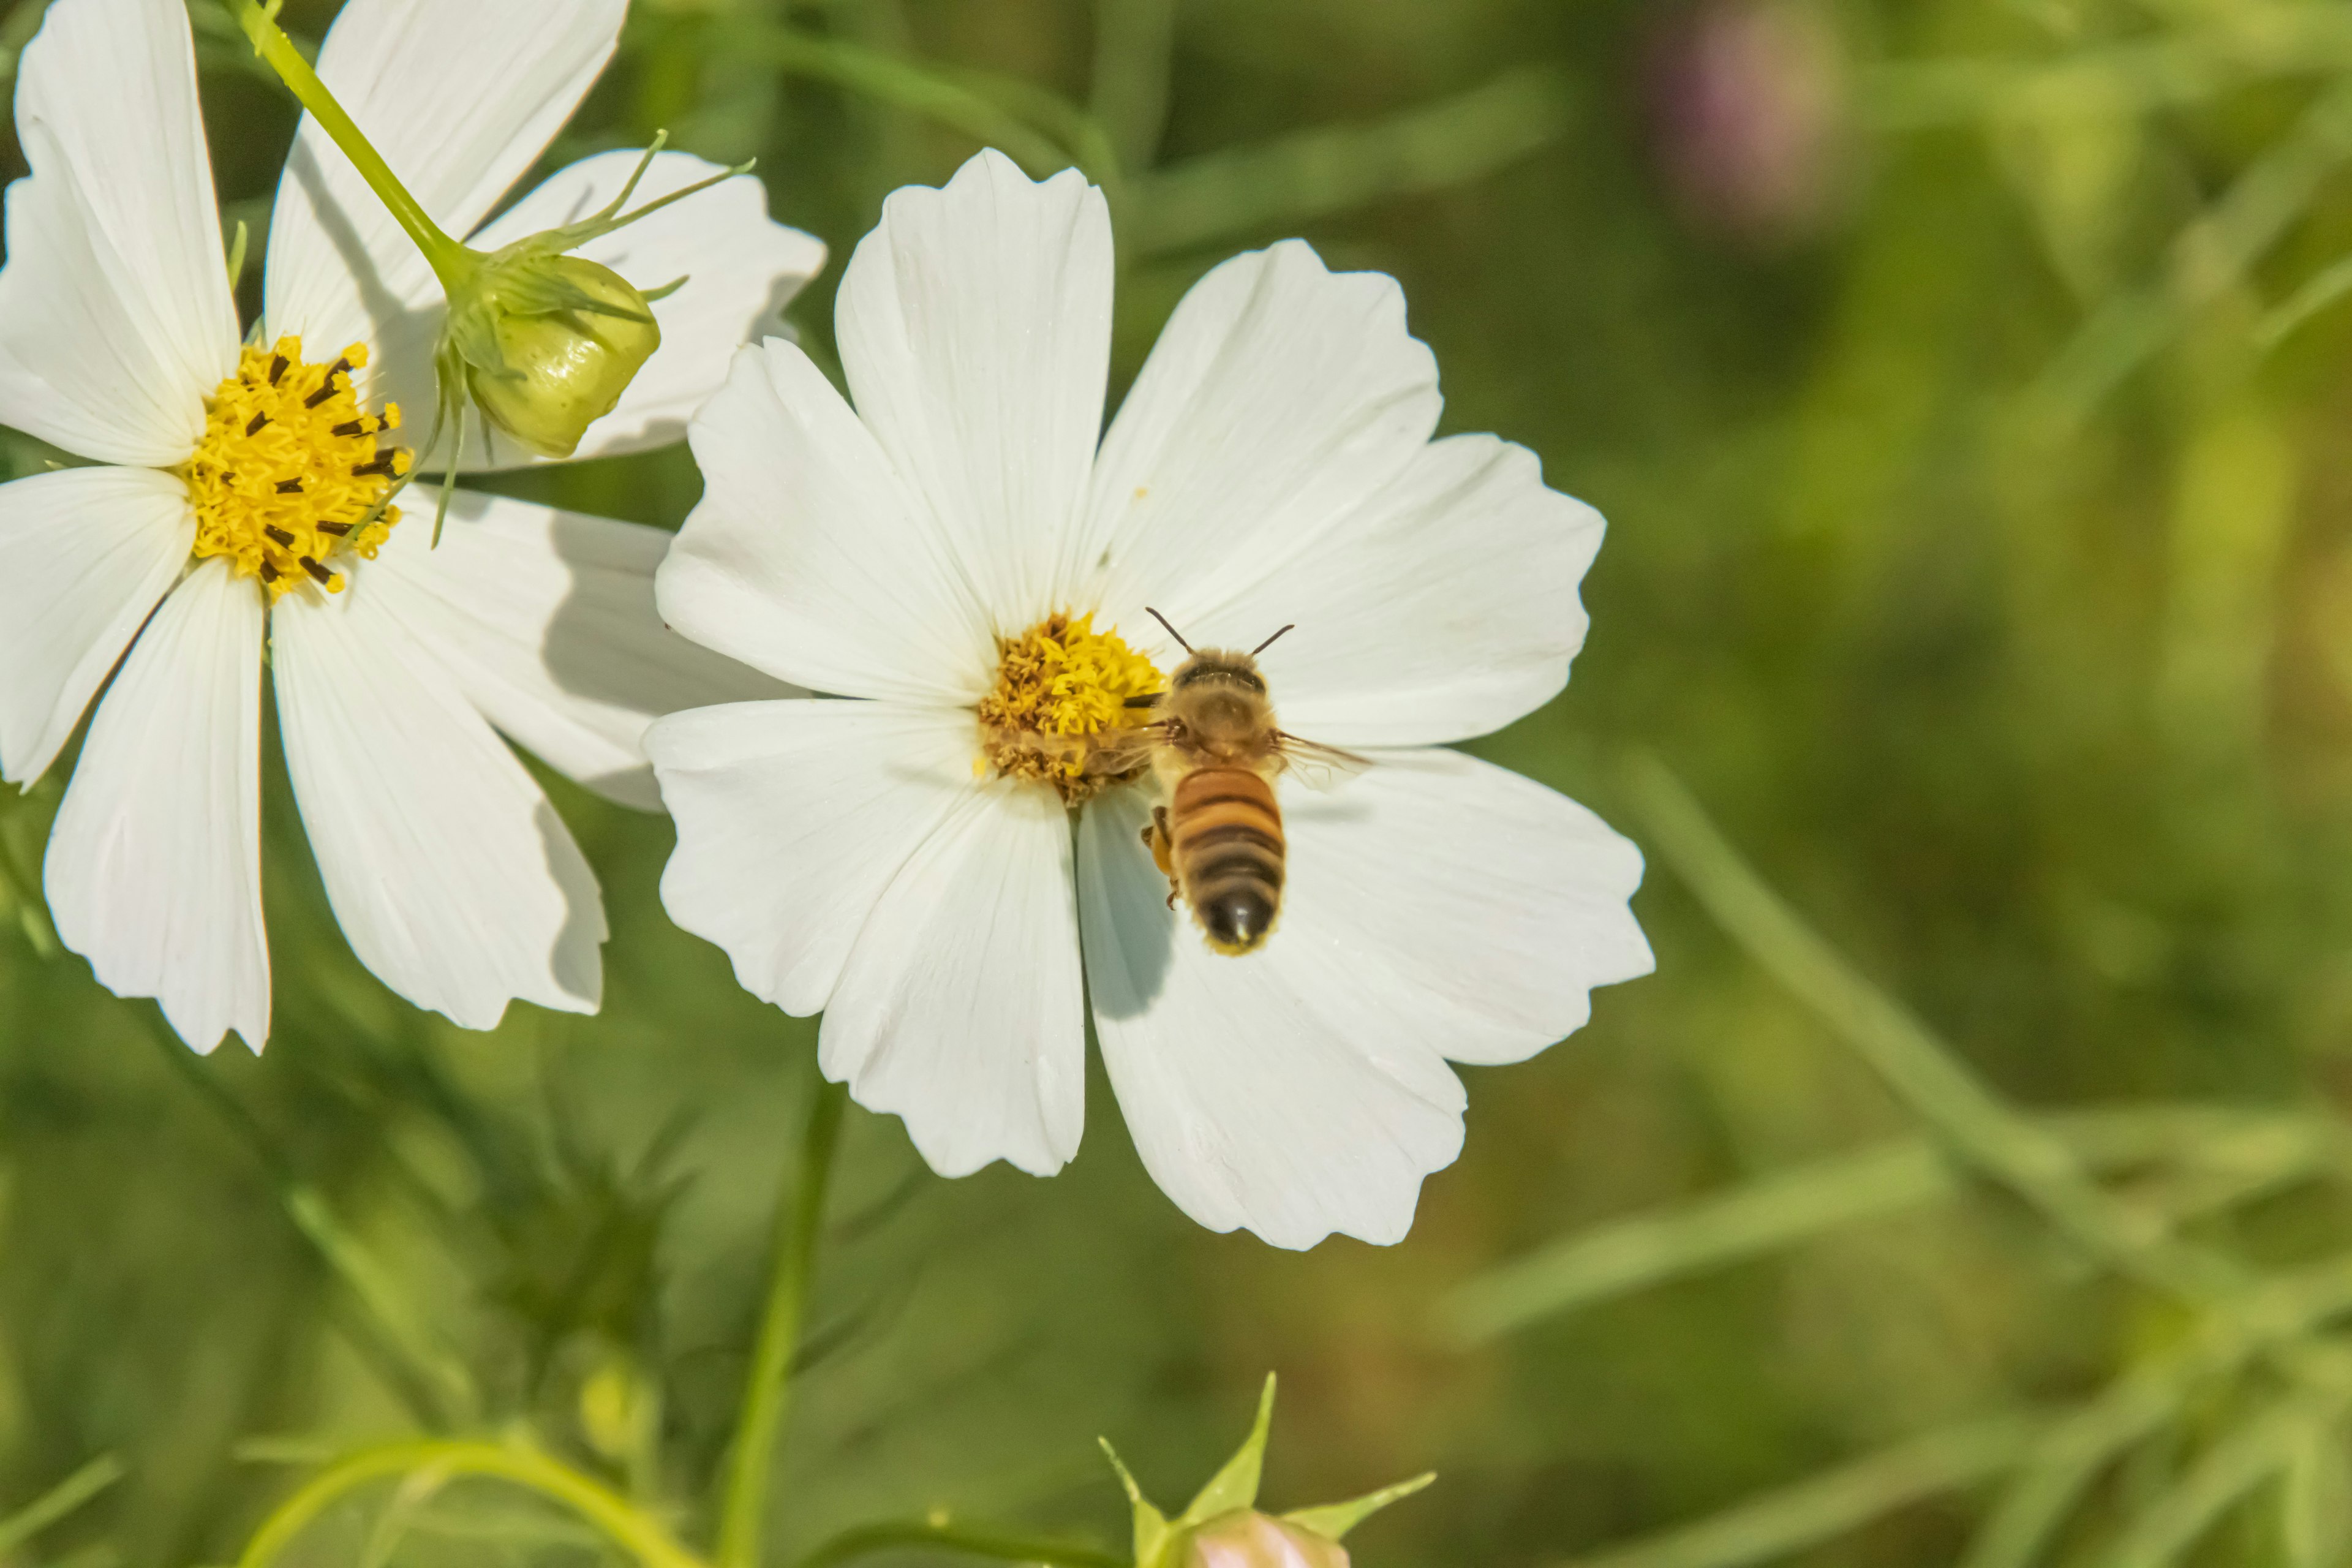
top-left (1180, 1374), bottom-right (1276, 1525)
top-left (1101, 1438), bottom-right (1177, 1568)
top-left (443, 301), bottom-right (511, 380)
top-left (488, 269), bottom-right (654, 325)
top-left (1280, 1471), bottom-right (1436, 1541)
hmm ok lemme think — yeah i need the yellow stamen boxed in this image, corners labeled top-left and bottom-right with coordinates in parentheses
top-left (978, 612), bottom-right (1163, 803)
top-left (182, 336), bottom-right (412, 601)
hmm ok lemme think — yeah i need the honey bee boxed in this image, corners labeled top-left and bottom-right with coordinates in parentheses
top-left (1094, 610), bottom-right (1365, 956)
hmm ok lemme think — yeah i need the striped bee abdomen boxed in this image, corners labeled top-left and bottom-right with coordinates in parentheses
top-left (1169, 766), bottom-right (1285, 955)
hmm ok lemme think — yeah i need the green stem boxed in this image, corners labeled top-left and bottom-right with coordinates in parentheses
top-left (0, 1455), bottom-right (125, 1559)
top-left (723, 20), bottom-right (1096, 184)
top-left (714, 1076), bottom-right (849, 1568)
top-left (236, 1439), bottom-right (704, 1568)
top-left (794, 1520), bottom-right (1125, 1568)
top-left (1621, 752), bottom-right (2237, 1307)
top-left (223, 0), bottom-right (475, 290)
top-left (148, 1027), bottom-right (477, 1428)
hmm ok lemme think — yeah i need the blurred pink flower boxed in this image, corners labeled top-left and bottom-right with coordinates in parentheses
top-left (1648, 0), bottom-right (1847, 244)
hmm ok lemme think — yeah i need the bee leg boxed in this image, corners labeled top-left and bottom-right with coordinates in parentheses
top-left (1144, 806), bottom-right (1180, 908)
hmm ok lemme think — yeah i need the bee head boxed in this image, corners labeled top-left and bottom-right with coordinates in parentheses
top-left (1168, 652), bottom-right (1267, 695)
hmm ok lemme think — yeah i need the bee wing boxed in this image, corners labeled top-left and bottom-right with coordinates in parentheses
top-left (1273, 732), bottom-right (1372, 791)
top-left (1083, 722), bottom-right (1169, 778)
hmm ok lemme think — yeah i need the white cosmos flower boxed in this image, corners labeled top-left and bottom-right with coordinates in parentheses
top-left (647, 151), bottom-right (1653, 1250)
top-left (0, 0), bottom-right (824, 1052)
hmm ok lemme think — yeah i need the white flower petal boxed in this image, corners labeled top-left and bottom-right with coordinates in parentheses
top-left (1156, 435), bottom-right (1607, 748)
top-left (835, 149), bottom-right (1114, 626)
top-left (272, 573), bottom-right (605, 1030)
top-left (0, 467), bottom-right (195, 786)
top-left (821, 781), bottom-right (1085, 1178)
top-left (646, 701), bottom-right (978, 1016)
top-left (1280, 748), bottom-right (1653, 1065)
top-left (263, 0), bottom-right (627, 377)
top-left (1080, 241), bottom-right (1440, 641)
top-left (451, 151), bottom-right (828, 469)
top-left (651, 698), bottom-right (1085, 1177)
top-left (358, 485), bottom-right (791, 810)
top-left (1077, 787), bottom-right (1465, 1250)
top-left (44, 560), bottom-right (267, 1053)
top-left (0, 0), bottom-right (237, 464)
top-left (1076, 750), bottom-right (1651, 1247)
top-left (660, 340), bottom-right (997, 701)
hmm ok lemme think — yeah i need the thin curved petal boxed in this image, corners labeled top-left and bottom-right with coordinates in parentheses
top-left (1080, 241), bottom-right (1441, 645)
top-left (820, 782), bottom-right (1086, 1178)
top-left (835, 149), bottom-right (1114, 627)
top-left (360, 486), bottom-right (791, 810)
top-left (272, 573), bottom-right (605, 1030)
top-left (1159, 435), bottom-right (1607, 748)
top-left (660, 340), bottom-right (997, 702)
top-left (0, 0), bottom-right (236, 464)
top-left (454, 151), bottom-right (828, 469)
top-left (647, 701), bottom-right (979, 1016)
top-left (1077, 788), bottom-right (1464, 1250)
top-left (0, 467), bottom-right (195, 786)
top-left (649, 699), bottom-right (1085, 1176)
top-left (1076, 752), bottom-right (1650, 1247)
top-left (44, 561), bottom-right (267, 1053)
top-left (263, 0), bottom-right (627, 386)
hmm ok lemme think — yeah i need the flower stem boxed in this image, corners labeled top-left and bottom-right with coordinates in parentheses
top-left (146, 1025), bottom-right (477, 1428)
top-left (236, 1439), bottom-right (705, 1568)
top-left (714, 1075), bottom-right (849, 1568)
top-left (222, 0), bottom-right (475, 290)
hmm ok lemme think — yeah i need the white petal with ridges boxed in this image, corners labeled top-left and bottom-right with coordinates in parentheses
top-left (0, 467), bottom-right (195, 786)
top-left (358, 486), bottom-right (790, 810)
top-left (0, 0), bottom-right (236, 464)
top-left (646, 701), bottom-right (981, 1017)
top-left (263, 0), bottom-right (627, 385)
top-left (44, 560), bottom-right (267, 1053)
top-left (835, 149), bottom-right (1114, 626)
top-left (1080, 241), bottom-right (1441, 645)
top-left (448, 151), bottom-right (828, 469)
top-left (1077, 750), bottom-right (1650, 1248)
top-left (661, 341), bottom-right (997, 701)
top-left (1148, 435), bottom-right (1606, 748)
top-left (272, 572), bottom-right (605, 1030)
top-left (821, 780), bottom-right (1085, 1178)
top-left (1079, 788), bottom-right (1464, 1250)
top-left (650, 699), bottom-right (1087, 1176)
top-left (1276, 748), bottom-right (1653, 1065)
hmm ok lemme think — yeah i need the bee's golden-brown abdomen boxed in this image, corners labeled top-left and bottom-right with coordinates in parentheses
top-left (1169, 766), bottom-right (1285, 954)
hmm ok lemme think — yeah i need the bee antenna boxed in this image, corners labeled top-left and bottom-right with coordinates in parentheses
top-left (1250, 624), bottom-right (1297, 657)
top-left (1146, 606), bottom-right (1195, 654)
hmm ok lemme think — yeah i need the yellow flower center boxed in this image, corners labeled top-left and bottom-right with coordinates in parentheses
top-left (978, 612), bottom-right (1164, 803)
top-left (183, 336), bottom-right (412, 600)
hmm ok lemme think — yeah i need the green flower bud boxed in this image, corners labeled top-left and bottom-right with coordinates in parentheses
top-left (1104, 1377), bottom-right (1433, 1568)
top-left (1181, 1510), bottom-right (1349, 1568)
top-left (456, 254), bottom-right (660, 460)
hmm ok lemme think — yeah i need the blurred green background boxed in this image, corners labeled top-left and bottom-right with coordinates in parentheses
top-left (14, 0), bottom-right (2352, 1564)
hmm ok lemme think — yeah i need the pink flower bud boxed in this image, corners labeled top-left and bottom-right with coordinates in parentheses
top-left (1182, 1510), bottom-right (1350, 1568)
